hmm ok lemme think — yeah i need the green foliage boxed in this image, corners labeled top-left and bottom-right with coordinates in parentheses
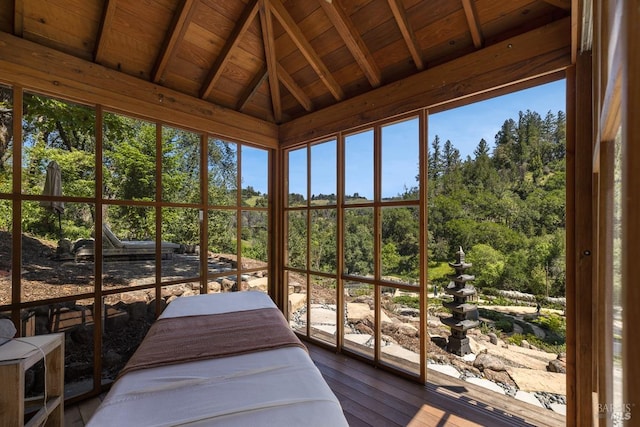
top-left (393, 295), bottom-right (420, 309)
top-left (495, 319), bottom-right (514, 333)
top-left (429, 109), bottom-right (566, 297)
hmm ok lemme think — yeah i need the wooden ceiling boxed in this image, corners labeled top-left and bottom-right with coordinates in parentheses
top-left (0, 0), bottom-right (570, 126)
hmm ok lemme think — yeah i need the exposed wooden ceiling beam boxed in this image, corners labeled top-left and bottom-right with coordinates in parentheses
top-left (259, 0), bottom-right (282, 123)
top-left (461, 0), bottom-right (483, 49)
top-left (318, 0), bottom-right (381, 88)
top-left (13, 0), bottom-right (24, 36)
top-left (386, 0), bottom-right (424, 71)
top-left (0, 32), bottom-right (278, 148)
top-left (280, 17), bottom-right (572, 146)
top-left (543, 0), bottom-right (572, 11)
top-left (200, 0), bottom-right (260, 99)
top-left (237, 66), bottom-right (268, 111)
top-left (94, 0), bottom-right (118, 64)
top-left (270, 0), bottom-right (344, 101)
top-left (152, 0), bottom-right (197, 84)
top-left (277, 63), bottom-right (313, 112)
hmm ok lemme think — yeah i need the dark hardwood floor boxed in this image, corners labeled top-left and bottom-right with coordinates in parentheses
top-left (66, 342), bottom-right (565, 426)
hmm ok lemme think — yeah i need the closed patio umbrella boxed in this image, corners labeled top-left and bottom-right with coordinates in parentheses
top-left (40, 160), bottom-right (64, 237)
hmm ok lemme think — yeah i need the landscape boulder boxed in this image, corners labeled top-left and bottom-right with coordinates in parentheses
top-left (473, 353), bottom-right (507, 372)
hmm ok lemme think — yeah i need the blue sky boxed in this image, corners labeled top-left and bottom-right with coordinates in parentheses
top-left (244, 79), bottom-right (566, 197)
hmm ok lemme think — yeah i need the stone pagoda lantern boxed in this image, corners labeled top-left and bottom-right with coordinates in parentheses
top-left (441, 246), bottom-right (479, 356)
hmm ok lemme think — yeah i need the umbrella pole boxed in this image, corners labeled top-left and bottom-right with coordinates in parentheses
top-left (58, 211), bottom-right (62, 239)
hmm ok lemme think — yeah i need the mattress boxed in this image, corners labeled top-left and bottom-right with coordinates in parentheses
top-left (87, 292), bottom-right (348, 426)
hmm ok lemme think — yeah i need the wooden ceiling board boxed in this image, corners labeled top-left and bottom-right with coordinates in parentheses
top-left (341, 0), bottom-right (377, 16)
top-left (97, 30), bottom-right (157, 78)
top-left (161, 72), bottom-right (201, 97)
top-left (1, 0), bottom-right (572, 127)
top-left (405, 0), bottom-right (461, 35)
top-left (414, 10), bottom-right (471, 58)
top-left (0, 1), bottom-right (12, 33)
top-left (200, 0), bottom-right (250, 21)
top-left (22, 0), bottom-right (100, 59)
top-left (479, 2), bottom-right (565, 44)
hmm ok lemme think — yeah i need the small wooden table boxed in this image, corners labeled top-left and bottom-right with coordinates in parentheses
top-left (0, 333), bottom-right (64, 427)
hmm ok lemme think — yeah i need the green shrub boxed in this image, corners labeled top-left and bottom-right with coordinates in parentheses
top-left (495, 319), bottom-right (514, 333)
top-left (393, 295), bottom-right (420, 309)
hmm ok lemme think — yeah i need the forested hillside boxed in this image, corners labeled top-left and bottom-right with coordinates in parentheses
top-left (428, 110), bottom-right (566, 297)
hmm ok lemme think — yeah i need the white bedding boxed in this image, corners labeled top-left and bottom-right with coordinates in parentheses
top-left (87, 292), bottom-right (348, 427)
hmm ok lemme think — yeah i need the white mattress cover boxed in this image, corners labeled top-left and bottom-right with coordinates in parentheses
top-left (87, 292), bottom-right (348, 427)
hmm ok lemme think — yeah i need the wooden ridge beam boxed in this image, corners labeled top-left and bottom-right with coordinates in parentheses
top-left (270, 0), bottom-right (344, 101)
top-left (319, 0), bottom-right (381, 88)
top-left (200, 0), bottom-right (259, 99)
top-left (386, 0), bottom-right (424, 71)
top-left (0, 31), bottom-right (278, 148)
top-left (259, 0), bottom-right (281, 123)
top-left (280, 18), bottom-right (572, 146)
top-left (152, 0), bottom-right (197, 84)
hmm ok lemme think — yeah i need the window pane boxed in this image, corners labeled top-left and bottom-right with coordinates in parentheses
top-left (241, 210), bottom-right (268, 265)
top-left (103, 112), bottom-right (156, 202)
top-left (344, 208), bottom-right (373, 278)
top-left (345, 130), bottom-right (373, 203)
top-left (0, 85), bottom-right (13, 194)
top-left (287, 211), bottom-right (306, 269)
top-left (380, 287), bottom-right (420, 375)
top-left (381, 206), bottom-right (419, 286)
top-left (0, 200), bottom-right (12, 305)
top-left (310, 275), bottom-right (336, 345)
top-left (101, 205), bottom-right (156, 290)
top-left (103, 291), bottom-right (154, 383)
top-left (208, 209), bottom-right (237, 256)
top-left (382, 118), bottom-right (419, 201)
top-left (162, 207), bottom-right (199, 283)
top-left (208, 138), bottom-right (237, 206)
top-left (288, 147), bottom-right (307, 206)
top-left (310, 209), bottom-right (336, 274)
top-left (22, 93), bottom-right (96, 197)
top-left (612, 129), bottom-right (623, 411)
top-left (241, 146), bottom-right (268, 207)
top-left (288, 271), bottom-right (307, 334)
top-left (344, 281), bottom-right (374, 358)
top-left (24, 301), bottom-right (94, 399)
top-left (311, 140), bottom-right (337, 206)
top-left (21, 201), bottom-right (95, 302)
top-left (162, 126), bottom-right (200, 204)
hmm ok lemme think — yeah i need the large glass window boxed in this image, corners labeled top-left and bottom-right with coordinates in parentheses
top-left (287, 117), bottom-right (423, 376)
top-left (3, 88), bottom-right (271, 405)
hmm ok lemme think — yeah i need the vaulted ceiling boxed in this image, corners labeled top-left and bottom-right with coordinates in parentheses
top-left (0, 0), bottom-right (570, 125)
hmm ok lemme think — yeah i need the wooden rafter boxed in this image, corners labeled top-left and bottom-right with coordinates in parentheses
top-left (152, 0), bottom-right (197, 84)
top-left (259, 0), bottom-right (281, 123)
top-left (94, 0), bottom-right (118, 63)
top-left (461, 0), bottom-right (483, 49)
top-left (386, 0), bottom-right (424, 71)
top-left (13, 0), bottom-right (24, 36)
top-left (280, 17), bottom-right (572, 146)
top-left (277, 63), bottom-right (313, 112)
top-left (236, 65), bottom-right (268, 111)
top-left (542, 0), bottom-right (571, 11)
top-left (270, 0), bottom-right (344, 101)
top-left (200, 0), bottom-right (260, 99)
top-left (318, 0), bottom-right (381, 88)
